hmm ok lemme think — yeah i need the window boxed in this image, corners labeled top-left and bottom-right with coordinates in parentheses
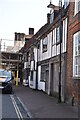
top-left (73, 31), bottom-right (80, 77)
top-left (74, 0), bottom-right (80, 15)
top-left (52, 29), bottom-right (56, 45)
top-left (41, 66), bottom-right (45, 81)
top-left (31, 71), bottom-right (33, 81)
top-left (41, 65), bottom-right (49, 81)
top-left (56, 27), bottom-right (60, 44)
top-left (64, 0), bottom-right (69, 9)
top-left (78, 0), bottom-right (80, 11)
top-left (42, 36), bottom-right (47, 52)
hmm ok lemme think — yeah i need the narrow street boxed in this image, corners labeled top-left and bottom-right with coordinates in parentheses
top-left (0, 84), bottom-right (79, 119)
top-left (1, 90), bottom-right (30, 119)
top-left (13, 85), bottom-right (79, 119)
top-left (2, 94), bottom-right (18, 119)
top-left (0, 0), bottom-right (80, 119)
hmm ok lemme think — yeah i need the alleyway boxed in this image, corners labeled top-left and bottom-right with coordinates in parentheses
top-left (13, 85), bottom-right (79, 118)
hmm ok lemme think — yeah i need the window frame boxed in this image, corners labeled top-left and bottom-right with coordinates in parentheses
top-left (74, 0), bottom-right (80, 15)
top-left (52, 28), bottom-right (56, 46)
top-left (73, 31), bottom-right (80, 77)
top-left (56, 26), bottom-right (60, 45)
top-left (42, 35), bottom-right (48, 53)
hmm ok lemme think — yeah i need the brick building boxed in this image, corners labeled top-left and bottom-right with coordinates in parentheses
top-left (67, 1), bottom-right (80, 104)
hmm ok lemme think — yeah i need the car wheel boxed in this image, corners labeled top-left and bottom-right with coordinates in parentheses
top-left (9, 86), bottom-right (12, 94)
top-left (6, 86), bottom-right (12, 94)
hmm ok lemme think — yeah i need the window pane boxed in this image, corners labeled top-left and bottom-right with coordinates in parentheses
top-left (78, 46), bottom-right (80, 55)
top-left (73, 31), bottom-right (80, 77)
top-left (75, 66), bottom-right (78, 75)
top-left (31, 71), bottom-right (33, 81)
top-left (56, 27), bottom-right (60, 43)
top-left (78, 34), bottom-right (80, 44)
top-left (78, 65), bottom-right (80, 76)
top-left (43, 36), bottom-right (47, 52)
top-left (78, 0), bottom-right (80, 12)
top-left (75, 47), bottom-right (78, 55)
top-left (75, 57), bottom-right (78, 65)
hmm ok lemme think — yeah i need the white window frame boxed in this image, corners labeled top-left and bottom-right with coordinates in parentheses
top-left (64, 0), bottom-right (69, 9)
top-left (56, 27), bottom-right (60, 44)
top-left (42, 35), bottom-right (47, 52)
top-left (73, 31), bottom-right (80, 77)
top-left (52, 28), bottom-right (56, 45)
top-left (74, 0), bottom-right (80, 15)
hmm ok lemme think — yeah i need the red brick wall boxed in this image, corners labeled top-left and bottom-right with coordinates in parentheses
top-left (67, 2), bottom-right (80, 104)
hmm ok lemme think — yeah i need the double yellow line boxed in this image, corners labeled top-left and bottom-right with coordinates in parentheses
top-left (10, 95), bottom-right (23, 120)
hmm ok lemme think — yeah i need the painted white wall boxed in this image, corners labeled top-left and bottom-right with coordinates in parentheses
top-left (52, 18), bottom-right (67, 57)
top-left (31, 61), bottom-right (35, 70)
top-left (39, 32), bottom-right (52, 61)
top-left (24, 62), bottom-right (27, 69)
top-left (38, 66), bottom-right (45, 91)
top-left (37, 18), bottom-right (68, 93)
top-left (34, 47), bottom-right (38, 70)
top-left (29, 71), bottom-right (36, 89)
top-left (38, 18), bottom-right (67, 61)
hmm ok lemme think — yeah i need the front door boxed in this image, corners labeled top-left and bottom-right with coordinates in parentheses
top-left (53, 63), bottom-right (59, 96)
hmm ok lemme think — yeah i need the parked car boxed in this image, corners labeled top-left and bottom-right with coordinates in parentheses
top-left (23, 79), bottom-right (29, 86)
top-left (0, 69), bottom-right (12, 94)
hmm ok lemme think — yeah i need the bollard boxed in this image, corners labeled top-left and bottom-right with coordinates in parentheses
top-left (16, 70), bottom-right (18, 86)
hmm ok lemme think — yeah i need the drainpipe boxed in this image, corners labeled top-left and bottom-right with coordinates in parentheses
top-left (58, 0), bottom-right (62, 103)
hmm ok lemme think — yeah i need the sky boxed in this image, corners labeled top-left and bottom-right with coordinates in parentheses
top-left (0, 0), bottom-right (60, 46)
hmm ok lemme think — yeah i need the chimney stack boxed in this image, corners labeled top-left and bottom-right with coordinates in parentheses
top-left (29, 28), bottom-right (34, 35)
top-left (47, 13), bottom-right (51, 24)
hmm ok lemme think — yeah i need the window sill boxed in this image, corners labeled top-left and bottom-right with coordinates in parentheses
top-left (52, 43), bottom-right (56, 46)
top-left (56, 42), bottom-right (60, 45)
top-left (72, 76), bottom-right (80, 80)
top-left (42, 50), bottom-right (47, 53)
top-left (40, 80), bottom-right (46, 82)
top-left (73, 11), bottom-right (80, 18)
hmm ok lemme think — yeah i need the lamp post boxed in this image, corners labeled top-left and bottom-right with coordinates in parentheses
top-left (58, 0), bottom-right (62, 103)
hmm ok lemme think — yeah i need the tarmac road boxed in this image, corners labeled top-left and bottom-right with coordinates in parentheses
top-left (0, 90), bottom-right (29, 119)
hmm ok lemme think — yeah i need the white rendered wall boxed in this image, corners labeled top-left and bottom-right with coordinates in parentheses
top-left (38, 66), bottom-right (45, 91)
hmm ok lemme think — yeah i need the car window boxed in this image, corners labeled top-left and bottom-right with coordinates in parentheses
top-left (0, 70), bottom-right (10, 78)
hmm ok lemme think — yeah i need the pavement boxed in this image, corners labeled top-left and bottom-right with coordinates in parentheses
top-left (13, 84), bottom-right (79, 119)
